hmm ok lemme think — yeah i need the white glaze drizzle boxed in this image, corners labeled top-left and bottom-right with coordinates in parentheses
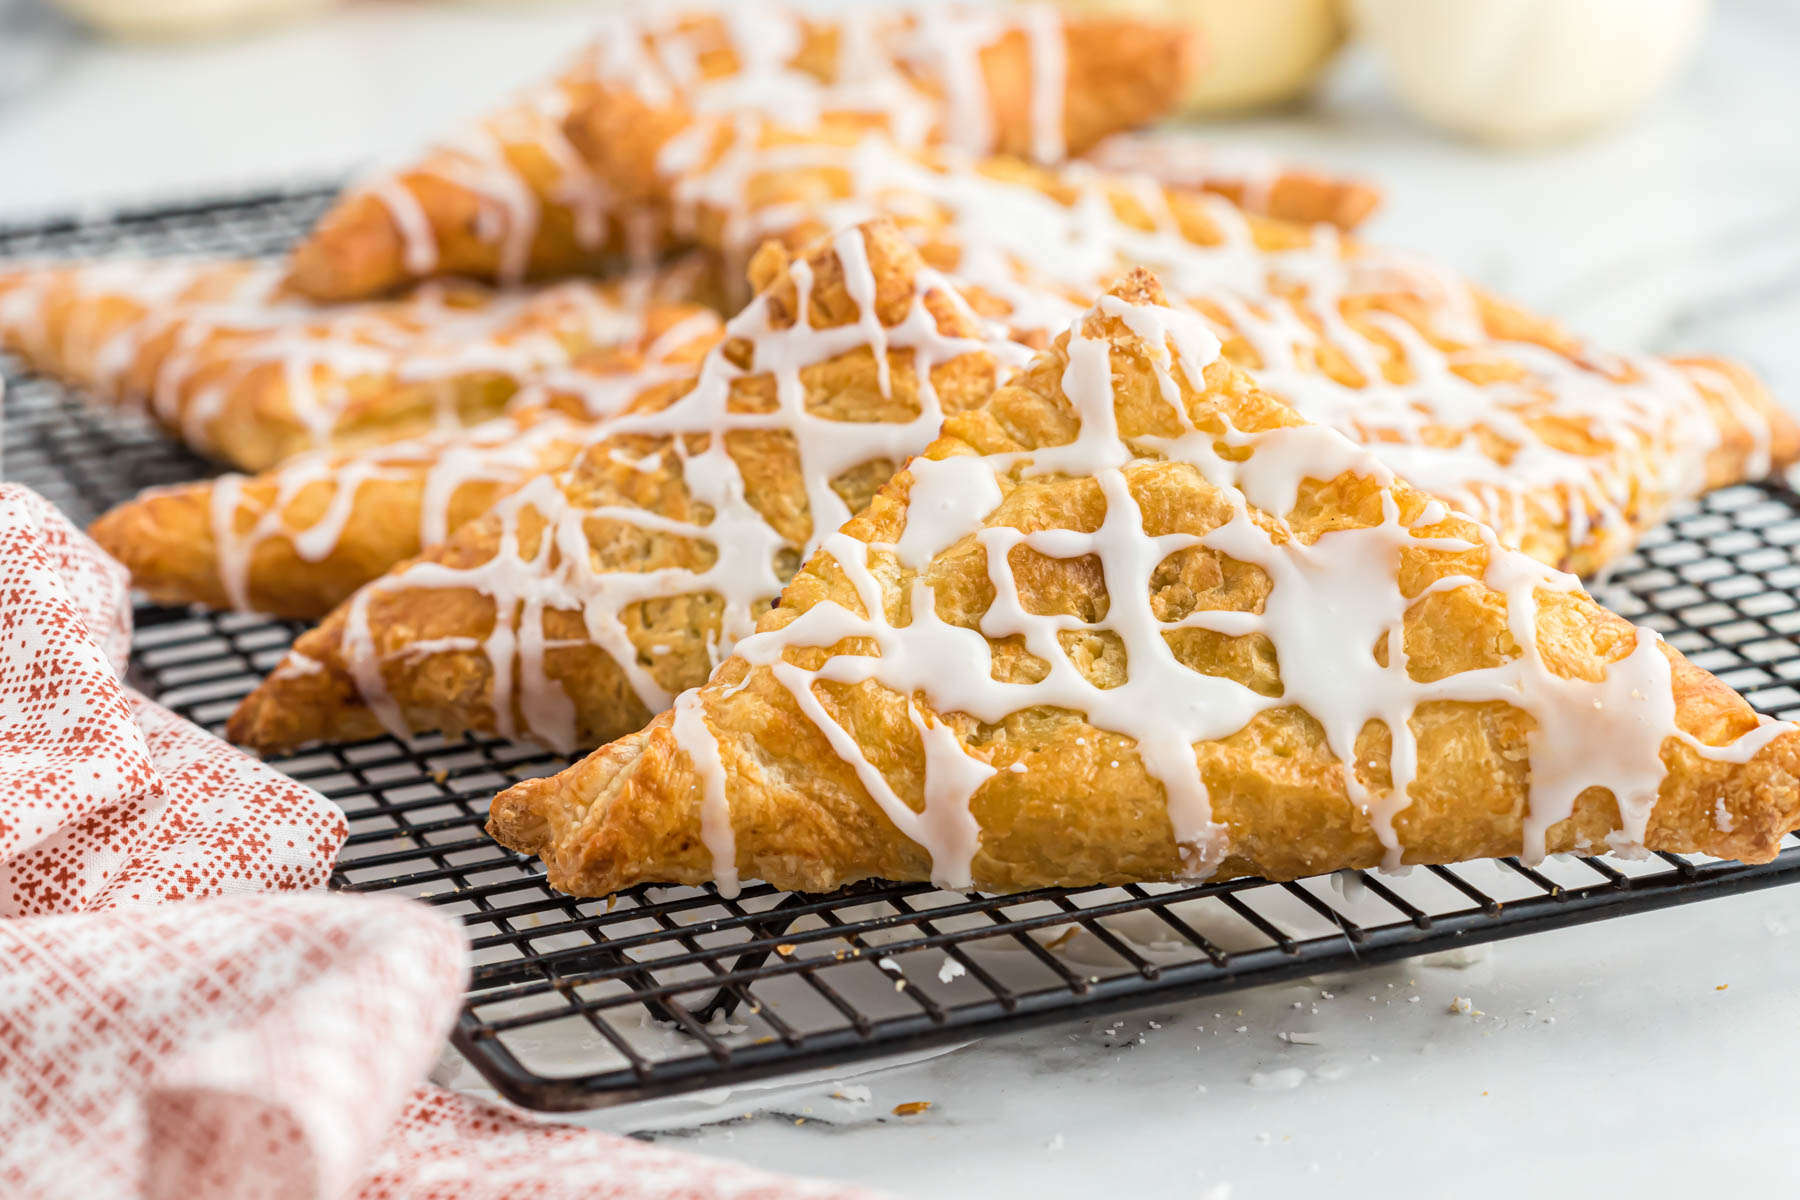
top-left (681, 293), bottom-right (1794, 889)
top-left (204, 411), bottom-right (587, 612)
top-left (369, 177), bottom-right (440, 276)
top-left (1019, 3), bottom-right (1068, 166)
top-left (674, 687), bottom-right (739, 894)
top-left (661, 130), bottom-right (1765, 567)
top-left (0, 260), bottom-right (710, 461)
top-left (353, 0), bottom-right (1079, 287)
top-left (319, 224), bottom-right (1033, 755)
top-left (190, 300), bottom-right (723, 613)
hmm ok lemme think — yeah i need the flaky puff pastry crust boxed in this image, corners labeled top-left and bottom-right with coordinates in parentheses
top-left (563, 5), bottom-right (1197, 208)
top-left (228, 221), bottom-right (1021, 755)
top-left (573, 116), bottom-right (1800, 577)
top-left (0, 258), bottom-right (720, 471)
top-left (290, 3), bottom-right (1195, 302)
top-left (489, 272), bottom-right (1800, 898)
top-left (86, 310), bottom-right (719, 619)
top-left (285, 62), bottom-right (652, 302)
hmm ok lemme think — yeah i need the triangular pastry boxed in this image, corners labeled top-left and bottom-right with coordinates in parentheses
top-left (589, 122), bottom-right (1798, 573)
top-left (488, 273), bottom-right (1800, 898)
top-left (91, 408), bottom-right (593, 620)
top-left (286, 41), bottom-right (649, 303)
top-left (0, 258), bottom-right (717, 471)
top-left (85, 317), bottom-right (717, 619)
top-left (85, 315), bottom-right (719, 619)
top-left (288, 0), bottom-right (1197, 301)
top-left (228, 220), bottom-right (1031, 754)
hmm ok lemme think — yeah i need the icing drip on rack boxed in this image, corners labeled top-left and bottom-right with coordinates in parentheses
top-left (680, 291), bottom-right (1793, 894)
top-left (665, 132), bottom-right (1755, 567)
top-left (322, 225), bottom-right (1033, 752)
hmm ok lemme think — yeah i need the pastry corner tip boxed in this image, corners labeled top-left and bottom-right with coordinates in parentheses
top-left (487, 777), bottom-right (554, 857)
top-left (222, 686), bottom-right (280, 756)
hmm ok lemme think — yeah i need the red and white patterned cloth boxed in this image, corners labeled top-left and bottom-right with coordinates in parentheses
top-left (0, 484), bottom-right (873, 1200)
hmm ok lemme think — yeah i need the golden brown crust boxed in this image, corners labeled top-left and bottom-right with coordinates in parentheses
top-left (920, 13), bottom-right (1197, 159)
top-left (292, 6), bottom-right (1192, 302)
top-left (0, 260), bottom-right (719, 471)
top-left (284, 53), bottom-right (642, 303)
top-left (561, 10), bottom-right (1196, 207)
top-left (88, 410), bottom-right (586, 620)
top-left (286, 167), bottom-right (638, 304)
top-left (491, 271), bottom-right (1800, 898)
top-left (229, 220), bottom-right (1015, 755)
top-left (0, 260), bottom-right (266, 388)
top-left (1672, 354), bottom-right (1800, 490)
top-left (633, 130), bottom-right (1798, 577)
top-left (285, 192), bottom-right (417, 304)
top-left (85, 306), bottom-right (723, 620)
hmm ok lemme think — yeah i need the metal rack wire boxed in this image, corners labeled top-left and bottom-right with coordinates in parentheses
top-left (5, 188), bottom-right (1799, 1113)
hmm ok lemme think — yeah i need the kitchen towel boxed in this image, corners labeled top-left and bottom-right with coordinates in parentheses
top-left (0, 482), bottom-right (871, 1200)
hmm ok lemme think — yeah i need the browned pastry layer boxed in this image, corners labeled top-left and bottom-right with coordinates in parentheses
top-left (85, 314), bottom-right (722, 620)
top-left (562, 7), bottom-right (1198, 208)
top-left (285, 138), bottom-right (648, 303)
top-left (0, 258), bottom-right (717, 471)
top-left (228, 220), bottom-right (1019, 754)
top-left (574, 112), bottom-right (1799, 577)
top-left (489, 272), bottom-right (1800, 898)
top-left (290, 3), bottom-right (1196, 302)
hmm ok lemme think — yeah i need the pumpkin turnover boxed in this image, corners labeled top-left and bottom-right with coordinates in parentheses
top-left (227, 220), bottom-right (1032, 755)
top-left (489, 271), bottom-right (1800, 898)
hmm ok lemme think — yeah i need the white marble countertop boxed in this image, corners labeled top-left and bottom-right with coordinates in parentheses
top-left (6, 1), bottom-right (1800, 1196)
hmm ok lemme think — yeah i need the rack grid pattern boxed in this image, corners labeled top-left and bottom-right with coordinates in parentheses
top-left (4, 188), bottom-right (1798, 1112)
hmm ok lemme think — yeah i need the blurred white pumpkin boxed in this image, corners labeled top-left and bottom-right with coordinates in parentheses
top-left (1051, 0), bottom-right (1346, 114)
top-left (54, 0), bottom-right (346, 40)
top-left (1349, 0), bottom-right (1711, 145)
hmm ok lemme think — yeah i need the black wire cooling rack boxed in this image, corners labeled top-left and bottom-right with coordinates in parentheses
top-left (5, 188), bottom-right (1800, 1113)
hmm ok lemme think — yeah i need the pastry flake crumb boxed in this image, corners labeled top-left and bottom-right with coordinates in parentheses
top-left (892, 1101), bottom-right (932, 1117)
